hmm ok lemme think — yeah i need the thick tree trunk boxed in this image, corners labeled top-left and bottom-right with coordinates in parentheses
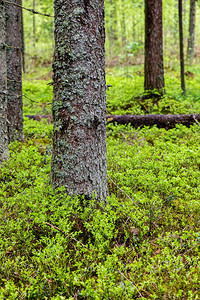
top-left (0, 0), bottom-right (9, 161)
top-left (187, 0), bottom-right (196, 65)
top-left (6, 0), bottom-right (23, 142)
top-left (178, 0), bottom-right (186, 94)
top-left (51, 0), bottom-right (108, 200)
top-left (107, 114), bottom-right (200, 129)
top-left (144, 0), bottom-right (164, 93)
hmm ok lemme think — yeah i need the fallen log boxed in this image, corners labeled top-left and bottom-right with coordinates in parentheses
top-left (106, 114), bottom-right (200, 129)
top-left (25, 114), bottom-right (52, 123)
top-left (25, 114), bottom-right (200, 129)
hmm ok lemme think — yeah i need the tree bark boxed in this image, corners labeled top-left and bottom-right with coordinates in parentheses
top-left (21, 9), bottom-right (26, 73)
top-left (187, 0), bottom-right (196, 65)
top-left (178, 0), bottom-right (186, 94)
top-left (6, 0), bottom-right (23, 142)
top-left (107, 114), bottom-right (200, 129)
top-left (144, 0), bottom-right (165, 93)
top-left (51, 0), bottom-right (108, 201)
top-left (0, 0), bottom-right (9, 162)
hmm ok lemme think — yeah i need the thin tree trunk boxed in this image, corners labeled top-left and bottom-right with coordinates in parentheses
top-left (187, 0), bottom-right (196, 64)
top-left (144, 0), bottom-right (165, 94)
top-left (178, 0), bottom-right (186, 94)
top-left (6, 0), bottom-right (23, 142)
top-left (21, 9), bottom-right (26, 73)
top-left (51, 0), bottom-right (108, 201)
top-left (33, 0), bottom-right (36, 49)
top-left (121, 0), bottom-right (126, 46)
top-left (0, 0), bottom-right (9, 161)
top-left (109, 0), bottom-right (115, 41)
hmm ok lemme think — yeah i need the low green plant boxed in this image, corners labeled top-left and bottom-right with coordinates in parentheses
top-left (1, 65), bottom-right (200, 298)
top-left (23, 79), bottom-right (53, 115)
top-left (0, 120), bottom-right (200, 298)
top-left (106, 65), bottom-right (200, 116)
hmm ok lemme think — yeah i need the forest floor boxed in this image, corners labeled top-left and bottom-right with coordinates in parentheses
top-left (0, 64), bottom-right (200, 299)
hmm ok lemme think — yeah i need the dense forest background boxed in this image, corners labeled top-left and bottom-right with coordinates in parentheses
top-left (23, 0), bottom-right (200, 68)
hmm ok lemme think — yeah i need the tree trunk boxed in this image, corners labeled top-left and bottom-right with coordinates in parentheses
top-left (21, 9), bottom-right (26, 73)
top-left (0, 0), bottom-right (9, 161)
top-left (51, 0), bottom-right (108, 201)
top-left (187, 0), bottom-right (196, 65)
top-left (6, 0), bottom-right (23, 142)
top-left (107, 114), bottom-right (200, 129)
top-left (144, 0), bottom-right (165, 93)
top-left (178, 0), bottom-right (186, 94)
top-left (33, 0), bottom-right (36, 49)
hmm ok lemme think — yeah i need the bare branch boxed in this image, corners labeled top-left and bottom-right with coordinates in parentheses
top-left (3, 0), bottom-right (54, 17)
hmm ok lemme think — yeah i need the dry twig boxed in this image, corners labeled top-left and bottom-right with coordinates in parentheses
top-left (3, 0), bottom-right (54, 17)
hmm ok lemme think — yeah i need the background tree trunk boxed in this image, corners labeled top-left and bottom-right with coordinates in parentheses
top-left (21, 9), bottom-right (26, 73)
top-left (144, 0), bottom-right (165, 93)
top-left (187, 0), bottom-right (196, 64)
top-left (33, 0), bottom-right (36, 50)
top-left (51, 0), bottom-right (108, 201)
top-left (6, 0), bottom-right (23, 142)
top-left (178, 0), bottom-right (186, 94)
top-left (0, 0), bottom-right (9, 161)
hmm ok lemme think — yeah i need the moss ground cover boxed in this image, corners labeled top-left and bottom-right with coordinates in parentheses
top-left (106, 65), bottom-right (200, 115)
top-left (0, 66), bottom-right (200, 299)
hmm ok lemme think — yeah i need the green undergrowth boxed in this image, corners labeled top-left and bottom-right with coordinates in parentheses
top-left (23, 66), bottom-right (53, 115)
top-left (1, 119), bottom-right (200, 298)
top-left (106, 65), bottom-right (200, 115)
top-left (22, 65), bottom-right (200, 117)
top-left (1, 65), bottom-right (200, 298)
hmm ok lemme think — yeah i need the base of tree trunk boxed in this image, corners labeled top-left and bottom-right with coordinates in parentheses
top-left (25, 114), bottom-right (200, 130)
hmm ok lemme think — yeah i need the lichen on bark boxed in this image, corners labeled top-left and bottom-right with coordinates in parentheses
top-left (6, 0), bottom-right (23, 142)
top-left (0, 0), bottom-right (9, 162)
top-left (51, 0), bottom-right (108, 201)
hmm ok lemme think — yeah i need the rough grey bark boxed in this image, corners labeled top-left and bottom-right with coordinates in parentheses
top-left (0, 0), bottom-right (9, 161)
top-left (187, 0), bottom-right (196, 64)
top-left (178, 0), bottom-right (186, 94)
top-left (6, 0), bottom-right (23, 142)
top-left (51, 0), bottom-right (108, 200)
top-left (144, 0), bottom-right (165, 93)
